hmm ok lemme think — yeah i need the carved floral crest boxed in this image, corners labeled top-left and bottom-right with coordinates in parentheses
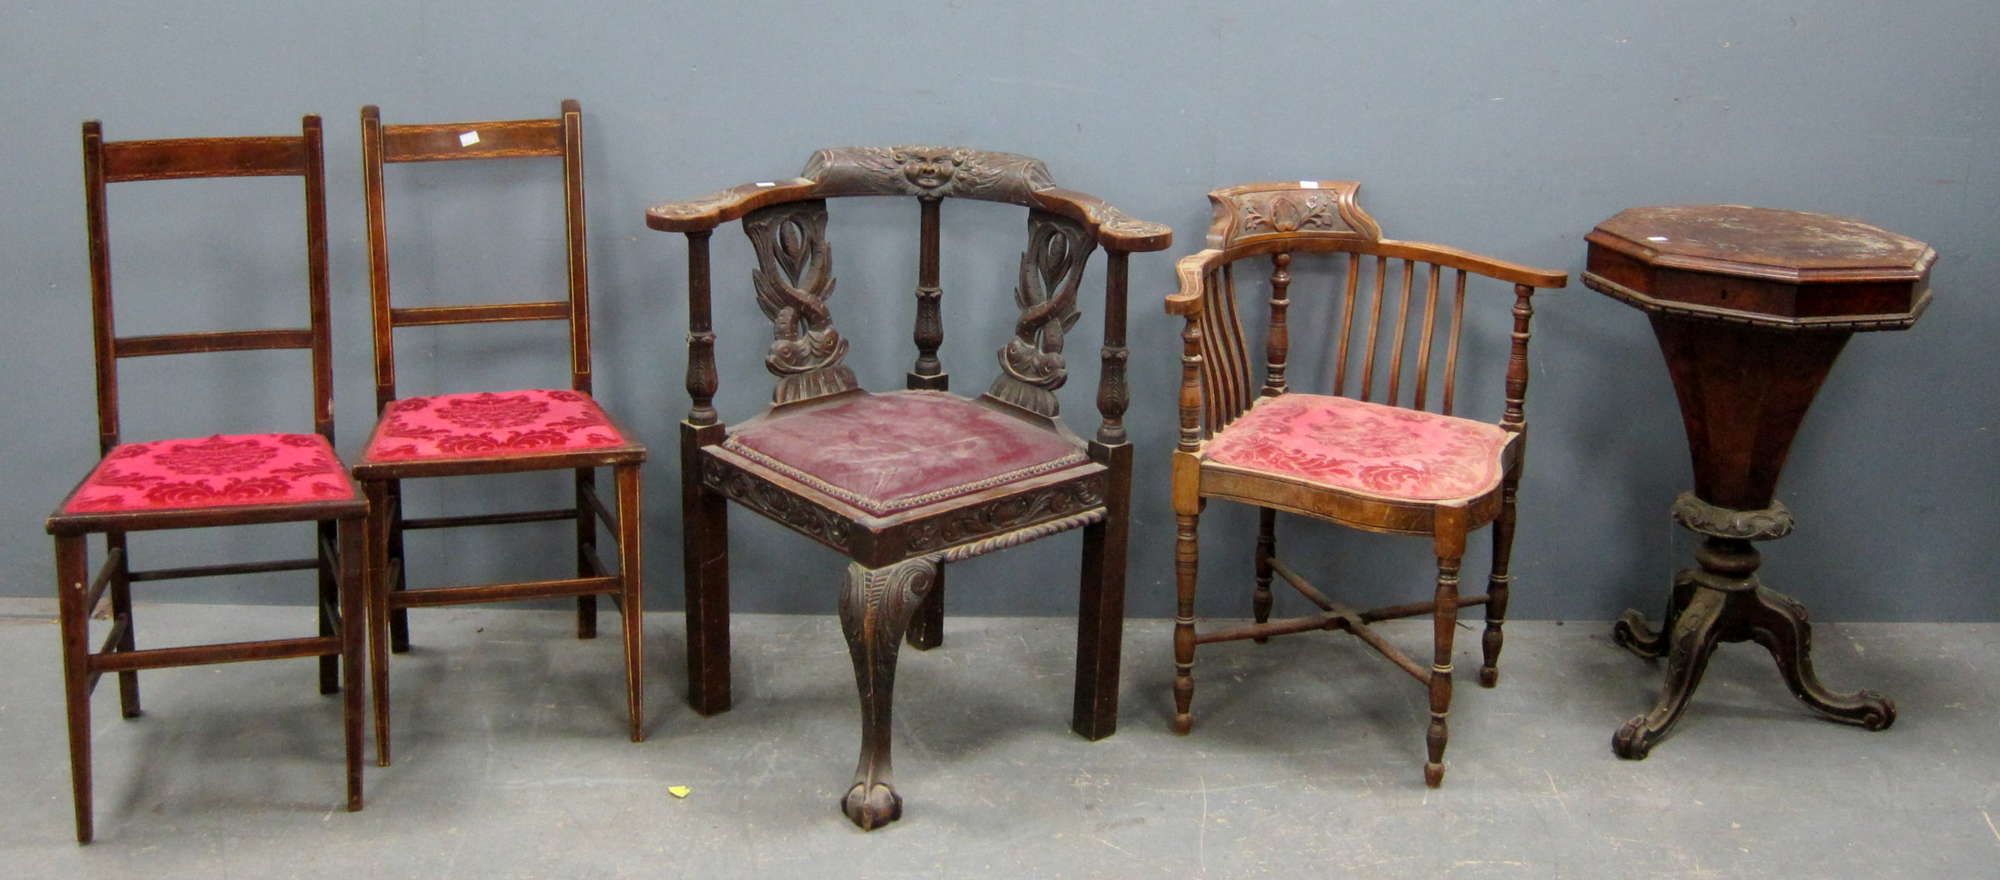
top-left (1208, 181), bottom-right (1383, 247)
top-left (803, 145), bottom-right (1056, 202)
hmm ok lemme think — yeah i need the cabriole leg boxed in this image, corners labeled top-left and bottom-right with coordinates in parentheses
top-left (1613, 583), bottom-right (1728, 760)
top-left (1746, 585), bottom-right (1895, 730)
top-left (837, 556), bottom-right (938, 830)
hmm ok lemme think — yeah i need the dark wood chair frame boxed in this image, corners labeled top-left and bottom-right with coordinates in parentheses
top-left (1165, 182), bottom-right (1566, 786)
top-left (356, 100), bottom-right (645, 765)
top-left (648, 146), bottom-right (1172, 829)
top-left (46, 116), bottom-right (366, 843)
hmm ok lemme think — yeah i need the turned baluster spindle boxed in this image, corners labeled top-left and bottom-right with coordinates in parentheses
top-left (909, 197), bottom-right (946, 389)
top-left (685, 230), bottom-right (718, 426)
top-left (1095, 249), bottom-right (1130, 446)
top-left (1440, 270), bottom-right (1468, 416)
top-left (1177, 318), bottom-right (1205, 452)
top-left (1502, 283), bottom-right (1533, 431)
top-left (1262, 252), bottom-right (1291, 398)
top-left (1412, 263), bottom-right (1442, 411)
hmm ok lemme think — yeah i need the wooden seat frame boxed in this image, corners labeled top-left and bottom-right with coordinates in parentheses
top-left (356, 100), bottom-right (645, 765)
top-left (648, 146), bottom-right (1171, 829)
top-left (46, 116), bottom-right (366, 843)
top-left (1165, 182), bottom-right (1566, 786)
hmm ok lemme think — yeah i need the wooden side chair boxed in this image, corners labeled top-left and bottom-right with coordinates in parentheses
top-left (355, 100), bottom-right (645, 764)
top-left (48, 116), bottom-right (365, 843)
top-left (1164, 182), bottom-right (1566, 786)
top-left (648, 147), bottom-right (1171, 829)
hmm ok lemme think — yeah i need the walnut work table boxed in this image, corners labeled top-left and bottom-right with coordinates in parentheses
top-left (1582, 204), bottom-right (1935, 759)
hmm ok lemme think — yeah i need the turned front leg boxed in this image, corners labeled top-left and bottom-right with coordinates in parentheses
top-left (838, 556), bottom-right (939, 830)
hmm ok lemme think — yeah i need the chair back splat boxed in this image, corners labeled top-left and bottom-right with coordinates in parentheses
top-left (1163, 180), bottom-right (1566, 789)
top-left (648, 147), bottom-right (1170, 829)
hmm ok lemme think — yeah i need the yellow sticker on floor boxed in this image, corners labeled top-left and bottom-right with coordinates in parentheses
top-left (668, 785), bottom-right (692, 799)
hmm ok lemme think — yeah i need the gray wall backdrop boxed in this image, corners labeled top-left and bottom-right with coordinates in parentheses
top-left (3, 1), bottom-right (1995, 622)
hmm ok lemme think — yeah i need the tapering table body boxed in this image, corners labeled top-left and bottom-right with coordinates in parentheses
top-left (1581, 204), bottom-right (1935, 759)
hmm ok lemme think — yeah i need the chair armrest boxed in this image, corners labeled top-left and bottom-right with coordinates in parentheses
top-left (1165, 249), bottom-right (1229, 316)
top-left (647, 179), bottom-right (818, 233)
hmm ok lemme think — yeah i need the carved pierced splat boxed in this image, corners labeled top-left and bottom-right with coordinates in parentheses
top-left (1206, 181), bottom-right (1383, 247)
top-left (803, 145), bottom-right (1056, 203)
top-left (985, 210), bottom-right (1093, 418)
top-left (744, 200), bottom-right (859, 405)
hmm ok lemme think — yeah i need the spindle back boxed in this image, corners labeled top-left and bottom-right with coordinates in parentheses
top-left (1168, 182), bottom-right (1566, 445)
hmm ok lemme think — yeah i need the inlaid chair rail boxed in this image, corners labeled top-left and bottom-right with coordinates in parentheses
top-left (82, 116), bottom-right (335, 457)
top-left (360, 99), bottom-right (593, 408)
top-left (648, 145), bottom-right (1173, 444)
top-left (1165, 182), bottom-right (1567, 445)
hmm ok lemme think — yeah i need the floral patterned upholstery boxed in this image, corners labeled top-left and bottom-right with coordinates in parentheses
top-left (362, 389), bottom-right (627, 463)
top-left (722, 391), bottom-right (1088, 517)
top-left (1203, 394), bottom-right (1510, 503)
top-left (64, 433), bottom-right (353, 514)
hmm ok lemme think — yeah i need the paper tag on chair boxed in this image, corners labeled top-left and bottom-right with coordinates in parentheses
top-left (459, 131), bottom-right (481, 147)
top-left (1299, 180), bottom-right (1320, 189)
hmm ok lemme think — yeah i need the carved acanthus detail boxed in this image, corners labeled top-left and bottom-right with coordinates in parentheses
top-left (1207, 181), bottom-right (1383, 247)
top-left (1672, 492), bottom-right (1795, 541)
top-left (803, 146), bottom-right (1056, 203)
top-left (702, 456), bottom-right (852, 553)
top-left (745, 200), bottom-right (859, 404)
top-left (904, 474), bottom-right (1106, 553)
top-left (985, 210), bottom-right (1092, 418)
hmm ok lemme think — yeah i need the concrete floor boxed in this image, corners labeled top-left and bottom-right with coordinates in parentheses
top-left (0, 598), bottom-right (1994, 878)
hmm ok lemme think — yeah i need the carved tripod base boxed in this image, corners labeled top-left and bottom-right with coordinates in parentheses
top-left (1611, 531), bottom-right (1896, 760)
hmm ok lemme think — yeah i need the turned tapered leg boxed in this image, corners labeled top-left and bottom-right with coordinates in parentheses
top-left (1171, 511), bottom-right (1200, 735)
top-left (1251, 508), bottom-right (1275, 643)
top-left (1613, 583), bottom-right (1728, 759)
top-left (386, 479), bottom-right (410, 654)
top-left (615, 464), bottom-right (645, 742)
top-left (317, 522), bottom-right (340, 696)
top-left (1480, 477), bottom-right (1518, 687)
top-left (576, 468), bottom-right (599, 640)
top-left (838, 556), bottom-right (938, 830)
top-left (336, 517), bottom-right (366, 811)
top-left (906, 565), bottom-right (945, 651)
top-left (55, 534), bottom-right (94, 844)
top-left (106, 531), bottom-right (140, 717)
top-left (363, 481), bottom-right (394, 767)
top-left (1745, 586), bottom-right (1895, 730)
top-left (1426, 507), bottom-right (1467, 787)
top-left (682, 424), bottom-right (731, 716)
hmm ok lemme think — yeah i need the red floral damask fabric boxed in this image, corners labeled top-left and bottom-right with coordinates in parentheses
top-left (64, 433), bottom-right (353, 514)
top-left (724, 391), bottom-right (1087, 516)
top-left (363, 389), bottom-right (626, 463)
top-left (1204, 394), bottom-right (1510, 502)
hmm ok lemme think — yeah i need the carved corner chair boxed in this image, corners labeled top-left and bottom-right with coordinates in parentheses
top-left (1165, 182), bottom-right (1566, 786)
top-left (648, 147), bottom-right (1171, 829)
top-left (48, 116), bottom-right (366, 843)
top-left (355, 101), bottom-right (646, 766)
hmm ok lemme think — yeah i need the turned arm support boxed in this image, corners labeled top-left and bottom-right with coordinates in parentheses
top-left (682, 229), bottom-right (718, 426)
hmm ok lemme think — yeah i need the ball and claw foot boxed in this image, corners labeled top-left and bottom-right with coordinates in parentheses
top-left (842, 782), bottom-right (902, 830)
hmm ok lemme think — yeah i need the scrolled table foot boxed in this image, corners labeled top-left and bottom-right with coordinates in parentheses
top-left (1613, 587), bottom-right (1726, 760)
top-left (1745, 586), bottom-right (1898, 731)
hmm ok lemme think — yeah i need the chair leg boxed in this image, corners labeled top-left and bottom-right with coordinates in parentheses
top-left (1481, 476), bottom-right (1519, 688)
top-left (905, 564), bottom-right (945, 651)
top-left (615, 463), bottom-right (645, 743)
top-left (1426, 506), bottom-right (1468, 788)
top-left (1075, 442), bottom-right (1130, 741)
top-left (55, 534), bottom-right (94, 844)
top-left (386, 479), bottom-right (410, 654)
top-left (1252, 508), bottom-right (1275, 643)
top-left (336, 517), bottom-right (366, 811)
top-left (682, 424), bottom-right (731, 716)
top-left (838, 556), bottom-right (938, 830)
top-left (575, 468), bottom-right (599, 640)
top-left (106, 531), bottom-right (140, 717)
top-left (363, 481), bottom-right (394, 767)
top-left (317, 522), bottom-right (340, 696)
top-left (1171, 510), bottom-right (1201, 735)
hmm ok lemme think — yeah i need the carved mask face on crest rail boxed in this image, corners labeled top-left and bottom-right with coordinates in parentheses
top-left (891, 146), bottom-right (973, 192)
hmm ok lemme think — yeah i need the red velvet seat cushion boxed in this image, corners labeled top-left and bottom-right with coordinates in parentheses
top-left (1204, 394), bottom-right (1510, 502)
top-left (64, 433), bottom-right (354, 514)
top-left (722, 391), bottom-right (1087, 516)
top-left (363, 389), bottom-right (626, 463)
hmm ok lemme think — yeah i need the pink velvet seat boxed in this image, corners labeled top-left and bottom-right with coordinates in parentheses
top-left (1204, 394), bottom-right (1509, 503)
top-left (361, 389), bottom-right (628, 464)
top-left (723, 391), bottom-right (1088, 516)
top-left (63, 433), bottom-right (356, 515)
